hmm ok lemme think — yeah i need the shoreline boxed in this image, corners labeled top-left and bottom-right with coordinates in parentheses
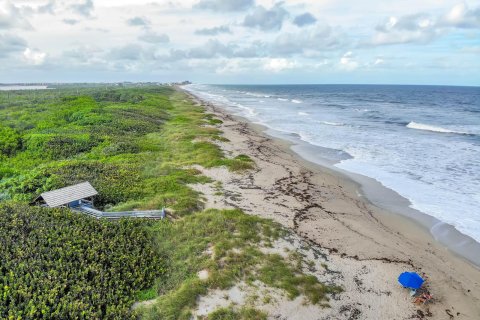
top-left (182, 87), bottom-right (480, 319)
top-left (261, 126), bottom-right (480, 268)
top-left (183, 86), bottom-right (480, 267)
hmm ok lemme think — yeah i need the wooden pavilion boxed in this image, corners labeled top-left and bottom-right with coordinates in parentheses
top-left (32, 182), bottom-right (98, 208)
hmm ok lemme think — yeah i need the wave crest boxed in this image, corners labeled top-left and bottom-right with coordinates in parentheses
top-left (319, 121), bottom-right (345, 126)
top-left (406, 122), bottom-right (469, 135)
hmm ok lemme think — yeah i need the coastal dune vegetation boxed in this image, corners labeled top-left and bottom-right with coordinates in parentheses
top-left (0, 85), bottom-right (340, 319)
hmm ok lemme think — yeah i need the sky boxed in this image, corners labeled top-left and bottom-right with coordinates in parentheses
top-left (0, 0), bottom-right (479, 85)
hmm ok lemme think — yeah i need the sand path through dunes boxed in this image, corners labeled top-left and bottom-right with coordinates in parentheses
top-left (185, 92), bottom-right (480, 320)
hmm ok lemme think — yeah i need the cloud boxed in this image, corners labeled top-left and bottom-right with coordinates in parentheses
top-left (441, 3), bottom-right (480, 28)
top-left (155, 39), bottom-right (271, 62)
top-left (108, 44), bottom-right (145, 60)
top-left (374, 58), bottom-right (384, 65)
top-left (293, 12), bottom-right (317, 27)
top-left (127, 16), bottom-right (150, 27)
top-left (232, 41), bottom-right (267, 58)
top-left (0, 34), bottom-right (27, 58)
top-left (37, 0), bottom-right (56, 14)
top-left (375, 14), bottom-right (432, 32)
top-left (371, 15), bottom-right (439, 45)
top-left (139, 31), bottom-right (170, 43)
top-left (370, 4), bottom-right (480, 46)
top-left (339, 51), bottom-right (358, 71)
top-left (215, 58), bottom-right (257, 74)
top-left (154, 48), bottom-right (188, 62)
top-left (188, 39), bottom-right (232, 59)
top-left (154, 39), bottom-right (249, 61)
top-left (272, 25), bottom-right (346, 55)
top-left (71, 0), bottom-right (94, 17)
top-left (195, 25), bottom-right (231, 36)
top-left (194, 0), bottom-right (254, 12)
top-left (263, 58), bottom-right (296, 72)
top-left (0, 1), bottom-right (32, 29)
top-left (63, 18), bottom-right (79, 25)
top-left (63, 45), bottom-right (100, 60)
top-left (243, 4), bottom-right (289, 31)
top-left (23, 48), bottom-right (46, 65)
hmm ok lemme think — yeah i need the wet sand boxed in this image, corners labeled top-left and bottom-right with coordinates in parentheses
top-left (184, 89), bottom-right (480, 319)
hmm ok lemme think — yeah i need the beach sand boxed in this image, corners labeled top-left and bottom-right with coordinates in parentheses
top-left (184, 90), bottom-right (480, 319)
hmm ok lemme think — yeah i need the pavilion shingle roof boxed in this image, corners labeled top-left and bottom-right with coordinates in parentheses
top-left (39, 182), bottom-right (98, 208)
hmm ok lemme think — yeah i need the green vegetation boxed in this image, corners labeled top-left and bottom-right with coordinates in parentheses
top-left (0, 202), bottom-right (162, 319)
top-left (206, 307), bottom-right (267, 320)
top-left (0, 86), bottom-right (252, 212)
top-left (0, 86), bottom-right (340, 319)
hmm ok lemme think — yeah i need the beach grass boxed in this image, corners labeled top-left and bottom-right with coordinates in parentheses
top-left (137, 209), bottom-right (342, 319)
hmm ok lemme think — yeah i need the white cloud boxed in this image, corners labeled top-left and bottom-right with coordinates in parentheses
top-left (442, 2), bottom-right (480, 28)
top-left (23, 48), bottom-right (46, 65)
top-left (374, 58), bottom-right (384, 65)
top-left (0, 0), bottom-right (32, 29)
top-left (370, 3), bottom-right (480, 46)
top-left (339, 51), bottom-right (358, 71)
top-left (263, 58), bottom-right (297, 72)
top-left (445, 3), bottom-right (468, 24)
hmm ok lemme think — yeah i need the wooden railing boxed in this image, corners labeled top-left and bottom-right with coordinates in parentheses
top-left (73, 205), bottom-right (165, 220)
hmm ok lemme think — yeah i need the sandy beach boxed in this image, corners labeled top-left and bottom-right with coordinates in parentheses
top-left (184, 89), bottom-right (480, 320)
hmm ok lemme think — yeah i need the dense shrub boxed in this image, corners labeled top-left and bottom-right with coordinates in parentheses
top-left (0, 86), bottom-right (234, 213)
top-left (92, 90), bottom-right (144, 103)
top-left (0, 126), bottom-right (21, 156)
top-left (0, 202), bottom-right (164, 319)
top-left (24, 134), bottom-right (100, 159)
top-left (50, 161), bottom-right (144, 207)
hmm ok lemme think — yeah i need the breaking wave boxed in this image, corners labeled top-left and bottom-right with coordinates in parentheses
top-left (406, 122), bottom-right (469, 135)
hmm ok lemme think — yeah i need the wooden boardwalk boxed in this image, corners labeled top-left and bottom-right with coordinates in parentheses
top-left (73, 205), bottom-right (165, 220)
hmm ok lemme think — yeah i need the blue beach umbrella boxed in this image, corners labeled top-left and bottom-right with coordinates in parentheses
top-left (398, 272), bottom-right (424, 289)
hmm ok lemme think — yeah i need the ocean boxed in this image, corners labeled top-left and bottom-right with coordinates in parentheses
top-left (0, 85), bottom-right (49, 91)
top-left (185, 84), bottom-right (480, 243)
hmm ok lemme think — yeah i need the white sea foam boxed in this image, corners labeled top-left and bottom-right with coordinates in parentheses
top-left (291, 99), bottom-right (302, 104)
top-left (298, 112), bottom-right (309, 116)
top-left (320, 121), bottom-right (345, 126)
top-left (245, 92), bottom-right (265, 98)
top-left (406, 122), bottom-right (468, 135)
top-left (277, 98), bottom-right (288, 101)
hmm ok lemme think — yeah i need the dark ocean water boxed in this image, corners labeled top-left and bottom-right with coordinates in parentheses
top-left (185, 84), bottom-right (480, 242)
